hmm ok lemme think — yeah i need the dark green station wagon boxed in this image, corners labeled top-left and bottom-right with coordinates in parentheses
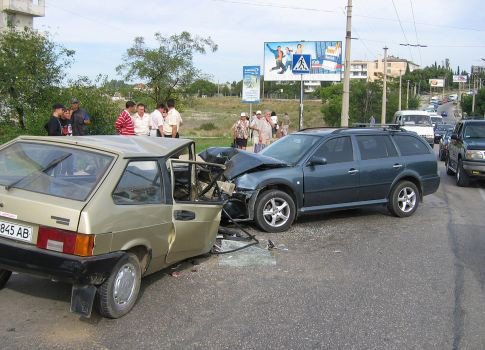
top-left (203, 127), bottom-right (441, 233)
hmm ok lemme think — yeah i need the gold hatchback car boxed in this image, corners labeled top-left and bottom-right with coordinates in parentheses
top-left (0, 136), bottom-right (224, 318)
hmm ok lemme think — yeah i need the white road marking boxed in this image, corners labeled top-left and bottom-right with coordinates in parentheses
top-left (479, 188), bottom-right (485, 202)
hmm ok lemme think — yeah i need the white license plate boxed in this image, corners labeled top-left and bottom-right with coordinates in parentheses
top-left (0, 220), bottom-right (33, 243)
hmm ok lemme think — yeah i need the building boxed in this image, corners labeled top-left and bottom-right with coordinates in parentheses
top-left (0, 0), bottom-right (45, 30)
top-left (344, 56), bottom-right (419, 82)
top-left (471, 65), bottom-right (485, 75)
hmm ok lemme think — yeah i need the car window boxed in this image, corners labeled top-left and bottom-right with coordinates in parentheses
top-left (260, 134), bottom-right (321, 164)
top-left (393, 135), bottom-right (430, 156)
top-left (313, 136), bottom-right (353, 164)
top-left (357, 135), bottom-right (398, 160)
top-left (0, 142), bottom-right (113, 201)
top-left (464, 124), bottom-right (485, 138)
top-left (112, 161), bottom-right (162, 205)
top-left (401, 114), bottom-right (432, 126)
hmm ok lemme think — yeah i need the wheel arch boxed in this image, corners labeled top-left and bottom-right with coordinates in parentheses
top-left (120, 243), bottom-right (152, 275)
top-left (389, 175), bottom-right (423, 201)
top-left (258, 183), bottom-right (299, 213)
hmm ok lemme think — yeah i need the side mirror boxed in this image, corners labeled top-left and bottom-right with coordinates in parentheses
top-left (307, 156), bottom-right (327, 166)
top-left (450, 134), bottom-right (458, 140)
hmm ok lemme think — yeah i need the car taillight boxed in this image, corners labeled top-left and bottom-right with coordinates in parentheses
top-left (37, 226), bottom-right (94, 257)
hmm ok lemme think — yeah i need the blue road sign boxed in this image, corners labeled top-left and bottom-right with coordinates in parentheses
top-left (292, 54), bottom-right (311, 74)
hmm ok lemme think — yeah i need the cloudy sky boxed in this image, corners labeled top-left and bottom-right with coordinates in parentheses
top-left (36, 0), bottom-right (485, 83)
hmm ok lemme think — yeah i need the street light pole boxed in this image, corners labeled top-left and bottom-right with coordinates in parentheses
top-left (398, 69), bottom-right (402, 110)
top-left (381, 46), bottom-right (388, 124)
top-left (472, 75), bottom-right (476, 113)
top-left (406, 80), bottom-right (410, 109)
top-left (341, 0), bottom-right (352, 127)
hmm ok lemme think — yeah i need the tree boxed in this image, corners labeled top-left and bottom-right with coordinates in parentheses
top-left (117, 32), bottom-right (217, 104)
top-left (187, 79), bottom-right (218, 97)
top-left (0, 28), bottom-right (74, 129)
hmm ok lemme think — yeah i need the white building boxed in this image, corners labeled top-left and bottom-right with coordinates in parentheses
top-left (0, 0), bottom-right (45, 30)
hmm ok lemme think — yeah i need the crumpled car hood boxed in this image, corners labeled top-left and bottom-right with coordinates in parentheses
top-left (199, 147), bottom-right (288, 180)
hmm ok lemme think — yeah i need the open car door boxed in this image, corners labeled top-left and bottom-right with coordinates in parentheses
top-left (166, 159), bottom-right (225, 264)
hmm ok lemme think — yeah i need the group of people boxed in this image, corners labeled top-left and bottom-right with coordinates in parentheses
top-left (114, 99), bottom-right (183, 138)
top-left (232, 110), bottom-right (290, 152)
top-left (45, 98), bottom-right (91, 136)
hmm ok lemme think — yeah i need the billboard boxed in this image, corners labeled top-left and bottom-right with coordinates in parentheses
top-left (242, 66), bottom-right (261, 103)
top-left (429, 79), bottom-right (444, 87)
top-left (264, 41), bottom-right (342, 81)
top-left (453, 75), bottom-right (467, 83)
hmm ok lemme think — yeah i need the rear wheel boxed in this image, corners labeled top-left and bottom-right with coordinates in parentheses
top-left (446, 157), bottom-right (454, 176)
top-left (97, 253), bottom-right (141, 319)
top-left (388, 181), bottom-right (419, 218)
top-left (439, 148), bottom-right (446, 161)
top-left (254, 190), bottom-right (295, 233)
top-left (456, 159), bottom-right (470, 187)
top-left (0, 269), bottom-right (12, 289)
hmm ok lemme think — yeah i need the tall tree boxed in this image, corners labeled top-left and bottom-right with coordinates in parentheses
top-left (117, 32), bottom-right (217, 104)
top-left (0, 28), bottom-right (74, 129)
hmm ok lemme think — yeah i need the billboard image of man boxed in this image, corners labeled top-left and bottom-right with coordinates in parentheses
top-left (266, 43), bottom-right (286, 74)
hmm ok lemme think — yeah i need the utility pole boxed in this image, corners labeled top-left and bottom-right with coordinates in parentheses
top-left (340, 0), bottom-right (352, 127)
top-left (406, 80), bottom-right (410, 109)
top-left (381, 46), bottom-right (388, 124)
top-left (472, 75), bottom-right (476, 113)
top-left (398, 69), bottom-right (402, 110)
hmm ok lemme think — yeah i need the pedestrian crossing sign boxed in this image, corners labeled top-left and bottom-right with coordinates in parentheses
top-left (292, 54), bottom-right (311, 74)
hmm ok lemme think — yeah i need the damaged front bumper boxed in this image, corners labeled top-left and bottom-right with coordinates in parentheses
top-left (223, 188), bottom-right (260, 222)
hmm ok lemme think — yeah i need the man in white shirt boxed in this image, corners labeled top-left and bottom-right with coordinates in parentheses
top-left (150, 103), bottom-right (165, 137)
top-left (250, 110), bottom-right (265, 153)
top-left (133, 103), bottom-right (151, 136)
top-left (166, 99), bottom-right (183, 138)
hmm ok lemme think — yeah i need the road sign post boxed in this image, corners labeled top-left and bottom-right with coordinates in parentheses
top-left (292, 54), bottom-right (311, 130)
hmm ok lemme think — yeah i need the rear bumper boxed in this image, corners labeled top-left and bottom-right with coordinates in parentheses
top-left (0, 238), bottom-right (124, 285)
top-left (463, 161), bottom-right (485, 178)
top-left (422, 176), bottom-right (441, 196)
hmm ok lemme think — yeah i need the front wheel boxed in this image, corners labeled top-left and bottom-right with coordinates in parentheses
top-left (0, 269), bottom-right (12, 289)
top-left (446, 157), bottom-right (454, 176)
top-left (388, 181), bottom-right (419, 218)
top-left (456, 159), bottom-right (470, 187)
top-left (97, 253), bottom-right (141, 319)
top-left (254, 190), bottom-right (296, 233)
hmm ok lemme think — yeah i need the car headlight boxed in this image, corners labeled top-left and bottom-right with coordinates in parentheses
top-left (465, 150), bottom-right (484, 160)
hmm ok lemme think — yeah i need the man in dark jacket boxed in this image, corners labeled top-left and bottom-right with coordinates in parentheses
top-left (45, 103), bottom-right (65, 136)
top-left (70, 97), bottom-right (90, 136)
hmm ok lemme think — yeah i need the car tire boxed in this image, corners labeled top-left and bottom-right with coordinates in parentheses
top-left (254, 189), bottom-right (296, 233)
top-left (388, 181), bottom-right (419, 218)
top-left (97, 253), bottom-right (141, 319)
top-left (446, 157), bottom-right (454, 176)
top-left (456, 159), bottom-right (470, 187)
top-left (0, 269), bottom-right (12, 289)
top-left (439, 149), bottom-right (446, 161)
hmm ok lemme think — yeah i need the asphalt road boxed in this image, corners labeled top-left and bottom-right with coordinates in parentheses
top-left (1, 147), bottom-right (484, 349)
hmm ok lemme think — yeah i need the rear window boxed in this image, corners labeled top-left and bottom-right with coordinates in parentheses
top-left (400, 114), bottom-right (432, 126)
top-left (356, 135), bottom-right (398, 160)
top-left (393, 135), bottom-right (430, 156)
top-left (0, 142), bottom-right (114, 201)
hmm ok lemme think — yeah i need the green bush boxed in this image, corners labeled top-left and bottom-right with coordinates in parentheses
top-left (199, 122), bottom-right (218, 131)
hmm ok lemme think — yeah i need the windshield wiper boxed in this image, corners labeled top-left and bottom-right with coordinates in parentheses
top-left (5, 153), bottom-right (72, 191)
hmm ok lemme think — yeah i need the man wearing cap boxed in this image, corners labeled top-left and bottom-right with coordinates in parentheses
top-left (45, 103), bottom-right (65, 136)
top-left (232, 112), bottom-right (250, 150)
top-left (250, 110), bottom-right (265, 153)
top-left (70, 98), bottom-right (91, 136)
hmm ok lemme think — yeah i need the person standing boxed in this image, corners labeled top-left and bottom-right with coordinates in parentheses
top-left (250, 110), bottom-right (265, 153)
top-left (114, 101), bottom-right (136, 135)
top-left (60, 108), bottom-right (73, 136)
top-left (70, 98), bottom-right (90, 136)
top-left (133, 103), bottom-right (151, 136)
top-left (150, 103), bottom-right (165, 137)
top-left (233, 112), bottom-right (250, 150)
top-left (45, 103), bottom-right (65, 136)
top-left (261, 110), bottom-right (275, 149)
top-left (270, 111), bottom-right (278, 138)
top-left (369, 115), bottom-right (376, 127)
top-left (281, 112), bottom-right (290, 137)
top-left (166, 99), bottom-right (182, 138)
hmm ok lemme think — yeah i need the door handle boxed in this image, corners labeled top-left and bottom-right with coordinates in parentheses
top-left (348, 168), bottom-right (359, 175)
top-left (393, 163), bottom-right (403, 169)
top-left (174, 210), bottom-right (196, 221)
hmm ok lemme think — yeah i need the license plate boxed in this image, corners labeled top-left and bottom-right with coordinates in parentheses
top-left (0, 220), bottom-right (33, 243)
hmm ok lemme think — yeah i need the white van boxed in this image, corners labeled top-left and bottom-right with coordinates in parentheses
top-left (393, 110), bottom-right (435, 147)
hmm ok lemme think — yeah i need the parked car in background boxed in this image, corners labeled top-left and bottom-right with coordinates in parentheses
top-left (434, 124), bottom-right (454, 144)
top-left (446, 120), bottom-right (485, 186)
top-left (431, 115), bottom-right (443, 128)
top-left (438, 129), bottom-right (454, 161)
top-left (448, 94), bottom-right (458, 102)
top-left (441, 111), bottom-right (448, 117)
top-left (394, 110), bottom-right (435, 147)
top-left (0, 136), bottom-right (225, 318)
top-left (201, 127), bottom-right (440, 233)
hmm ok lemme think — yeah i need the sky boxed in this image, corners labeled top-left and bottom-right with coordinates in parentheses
top-left (35, 0), bottom-right (485, 84)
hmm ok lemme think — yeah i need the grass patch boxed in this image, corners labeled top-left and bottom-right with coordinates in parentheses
top-left (191, 136), bottom-right (234, 153)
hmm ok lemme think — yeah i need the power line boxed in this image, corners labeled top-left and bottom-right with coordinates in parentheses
top-left (211, 0), bottom-right (338, 12)
top-left (390, 0), bottom-right (414, 62)
top-left (409, 0), bottom-right (423, 66)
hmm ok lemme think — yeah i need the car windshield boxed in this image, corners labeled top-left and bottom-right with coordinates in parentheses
top-left (0, 142), bottom-right (114, 201)
top-left (403, 115), bottom-right (432, 126)
top-left (464, 124), bottom-right (485, 139)
top-left (436, 124), bottom-right (453, 132)
top-left (260, 134), bottom-right (321, 164)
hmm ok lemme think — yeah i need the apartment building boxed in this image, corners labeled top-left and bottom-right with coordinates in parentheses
top-left (345, 56), bottom-right (419, 82)
top-left (0, 0), bottom-right (45, 30)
